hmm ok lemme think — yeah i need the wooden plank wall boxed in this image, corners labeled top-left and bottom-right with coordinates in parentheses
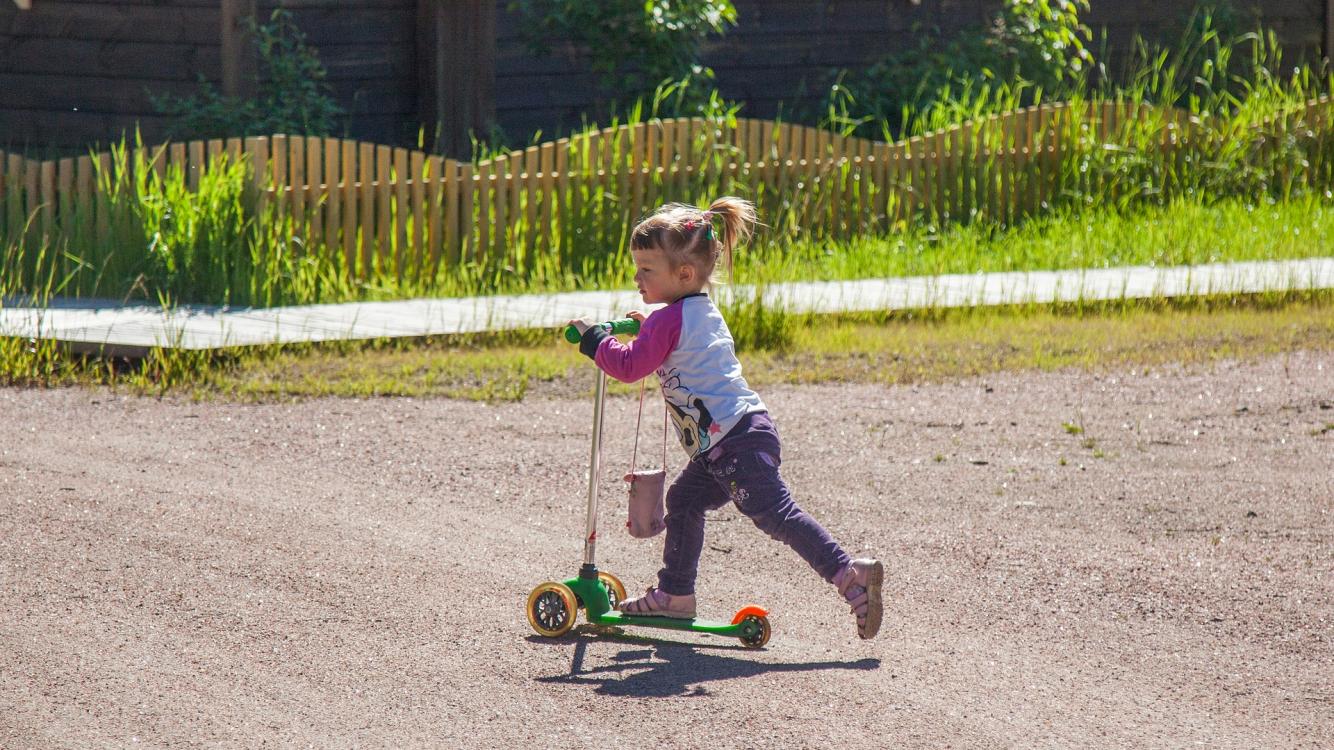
top-left (492, 0), bottom-right (985, 140)
top-left (274, 0), bottom-right (416, 147)
top-left (494, 0), bottom-right (1332, 140)
top-left (0, 0), bottom-right (415, 151)
top-left (1084, 1), bottom-right (1328, 66)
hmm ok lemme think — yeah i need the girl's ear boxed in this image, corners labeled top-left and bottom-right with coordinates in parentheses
top-left (677, 263), bottom-right (696, 283)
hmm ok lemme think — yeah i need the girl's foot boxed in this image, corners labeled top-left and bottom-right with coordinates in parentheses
top-left (618, 587), bottom-right (697, 619)
top-left (833, 558), bottom-right (884, 639)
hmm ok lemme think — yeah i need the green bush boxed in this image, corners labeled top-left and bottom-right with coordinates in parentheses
top-left (511, 0), bottom-right (738, 117)
top-left (150, 10), bottom-right (343, 140)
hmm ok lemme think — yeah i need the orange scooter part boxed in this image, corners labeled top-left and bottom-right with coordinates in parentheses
top-left (731, 605), bottom-right (769, 624)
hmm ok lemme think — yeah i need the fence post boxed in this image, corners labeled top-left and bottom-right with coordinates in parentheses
top-left (376, 145), bottom-right (392, 269)
top-left (358, 142), bottom-right (375, 276)
top-left (523, 145), bottom-right (540, 266)
top-left (323, 138), bottom-right (340, 255)
top-left (220, 0), bottom-right (257, 101)
top-left (444, 157), bottom-right (460, 268)
top-left (413, 151), bottom-right (430, 276)
top-left (272, 135), bottom-right (288, 219)
top-left (307, 137), bottom-right (324, 249)
top-left (459, 162), bottom-right (474, 264)
top-left (417, 0), bottom-right (496, 158)
top-left (395, 148), bottom-right (410, 278)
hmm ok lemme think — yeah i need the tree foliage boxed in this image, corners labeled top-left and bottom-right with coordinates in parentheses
top-left (511, 0), bottom-right (738, 114)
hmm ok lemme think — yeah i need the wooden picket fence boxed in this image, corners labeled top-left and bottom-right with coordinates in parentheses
top-left (2, 96), bottom-right (1331, 284)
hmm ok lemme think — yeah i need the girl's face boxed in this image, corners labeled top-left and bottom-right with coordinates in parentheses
top-left (632, 247), bottom-right (699, 304)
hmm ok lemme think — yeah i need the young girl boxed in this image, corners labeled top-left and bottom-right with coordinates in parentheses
top-left (568, 196), bottom-right (884, 640)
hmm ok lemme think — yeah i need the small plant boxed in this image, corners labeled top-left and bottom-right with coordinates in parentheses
top-left (150, 10), bottom-right (343, 140)
top-left (719, 286), bottom-right (796, 353)
top-left (511, 0), bottom-right (738, 117)
top-left (1062, 421), bottom-right (1085, 435)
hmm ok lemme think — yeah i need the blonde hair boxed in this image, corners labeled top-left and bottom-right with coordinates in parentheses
top-left (630, 197), bottom-right (757, 284)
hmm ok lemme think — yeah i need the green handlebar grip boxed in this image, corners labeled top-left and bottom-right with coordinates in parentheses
top-left (564, 318), bottom-right (641, 344)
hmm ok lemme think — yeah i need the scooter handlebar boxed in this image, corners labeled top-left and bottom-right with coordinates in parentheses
top-left (564, 318), bottom-right (641, 344)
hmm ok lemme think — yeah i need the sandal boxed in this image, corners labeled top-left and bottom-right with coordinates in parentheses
top-left (618, 587), bottom-right (697, 619)
top-left (834, 558), bottom-right (884, 640)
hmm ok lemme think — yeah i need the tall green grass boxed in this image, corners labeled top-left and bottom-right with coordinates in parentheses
top-left (737, 194), bottom-right (1334, 283)
top-left (1, 141), bottom-right (355, 308)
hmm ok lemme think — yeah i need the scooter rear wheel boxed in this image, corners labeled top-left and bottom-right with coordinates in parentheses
top-left (527, 582), bottom-right (578, 638)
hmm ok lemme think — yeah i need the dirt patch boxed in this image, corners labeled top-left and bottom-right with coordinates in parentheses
top-left (2, 352), bottom-right (1331, 748)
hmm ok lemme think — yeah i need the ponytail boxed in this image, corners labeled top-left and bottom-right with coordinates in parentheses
top-left (705, 196), bottom-right (757, 283)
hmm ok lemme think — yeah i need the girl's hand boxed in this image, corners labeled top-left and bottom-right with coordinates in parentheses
top-left (567, 318), bottom-right (592, 335)
top-left (625, 310), bottom-right (646, 323)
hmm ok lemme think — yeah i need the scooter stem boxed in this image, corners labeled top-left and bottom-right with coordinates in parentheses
top-left (583, 368), bottom-right (607, 567)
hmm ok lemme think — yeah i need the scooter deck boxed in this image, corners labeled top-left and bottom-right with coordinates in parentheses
top-left (566, 575), bottom-right (766, 637)
top-left (589, 610), bottom-right (745, 635)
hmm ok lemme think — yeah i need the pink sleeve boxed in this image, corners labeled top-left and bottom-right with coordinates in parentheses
top-left (594, 304), bottom-right (682, 383)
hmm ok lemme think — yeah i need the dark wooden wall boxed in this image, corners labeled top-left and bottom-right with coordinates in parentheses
top-left (0, 0), bottom-right (417, 151)
top-left (494, 0), bottom-right (991, 139)
top-left (1, 1), bottom-right (1329, 154)
top-left (494, 0), bottom-right (1331, 140)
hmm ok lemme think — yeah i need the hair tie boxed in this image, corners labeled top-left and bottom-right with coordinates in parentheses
top-left (681, 216), bottom-right (715, 241)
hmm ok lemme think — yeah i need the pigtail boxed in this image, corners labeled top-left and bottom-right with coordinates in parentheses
top-left (706, 197), bottom-right (757, 283)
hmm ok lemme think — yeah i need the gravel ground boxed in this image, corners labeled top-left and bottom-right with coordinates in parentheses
top-left (2, 352), bottom-right (1331, 749)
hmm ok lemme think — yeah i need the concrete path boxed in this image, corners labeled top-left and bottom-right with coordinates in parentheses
top-left (2, 258), bottom-right (1331, 355)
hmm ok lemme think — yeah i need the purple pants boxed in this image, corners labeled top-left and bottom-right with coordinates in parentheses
top-left (657, 417), bottom-right (851, 596)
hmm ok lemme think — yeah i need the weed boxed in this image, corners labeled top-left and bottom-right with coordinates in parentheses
top-left (718, 285), bottom-right (797, 353)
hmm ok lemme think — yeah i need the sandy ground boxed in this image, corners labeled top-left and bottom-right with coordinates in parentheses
top-left (1, 352), bottom-right (1331, 749)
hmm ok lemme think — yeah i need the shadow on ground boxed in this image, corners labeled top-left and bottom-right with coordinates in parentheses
top-left (532, 625), bottom-right (880, 697)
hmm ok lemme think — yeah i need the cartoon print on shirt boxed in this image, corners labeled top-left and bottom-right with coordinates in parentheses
top-left (666, 396), bottom-right (715, 456)
top-left (658, 367), bottom-right (715, 457)
top-left (658, 369), bottom-right (682, 392)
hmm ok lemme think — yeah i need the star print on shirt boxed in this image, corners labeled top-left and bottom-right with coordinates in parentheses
top-left (709, 423), bottom-right (721, 434)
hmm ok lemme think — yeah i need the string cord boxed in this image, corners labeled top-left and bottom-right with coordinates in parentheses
top-left (629, 376), bottom-right (667, 474)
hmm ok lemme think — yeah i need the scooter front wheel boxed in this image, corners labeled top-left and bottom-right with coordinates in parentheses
top-left (527, 582), bottom-right (578, 638)
top-left (737, 614), bottom-right (771, 649)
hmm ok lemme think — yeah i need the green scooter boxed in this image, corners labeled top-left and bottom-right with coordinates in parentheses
top-left (524, 319), bottom-right (772, 648)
